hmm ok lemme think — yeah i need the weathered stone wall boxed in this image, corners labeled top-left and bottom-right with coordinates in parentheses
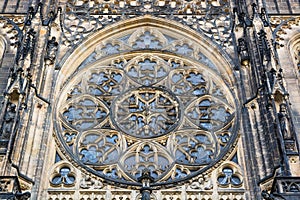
top-left (274, 19), bottom-right (300, 176)
top-left (0, 0), bottom-right (31, 109)
top-left (0, 52), bottom-right (11, 109)
top-left (0, 0), bottom-right (30, 13)
top-left (265, 0), bottom-right (300, 14)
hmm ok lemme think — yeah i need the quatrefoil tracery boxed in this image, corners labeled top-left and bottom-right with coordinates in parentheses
top-left (56, 52), bottom-right (237, 185)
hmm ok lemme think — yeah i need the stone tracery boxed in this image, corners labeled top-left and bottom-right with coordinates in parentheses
top-left (61, 0), bottom-right (233, 49)
top-left (55, 49), bottom-right (237, 185)
top-left (0, 0), bottom-right (299, 199)
top-left (50, 14), bottom-right (240, 192)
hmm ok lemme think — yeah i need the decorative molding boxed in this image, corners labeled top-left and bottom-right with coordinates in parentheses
top-left (60, 0), bottom-right (233, 50)
top-left (79, 173), bottom-right (103, 189)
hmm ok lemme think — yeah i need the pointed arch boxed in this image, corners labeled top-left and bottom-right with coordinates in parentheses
top-left (55, 15), bottom-right (237, 96)
top-left (288, 32), bottom-right (300, 75)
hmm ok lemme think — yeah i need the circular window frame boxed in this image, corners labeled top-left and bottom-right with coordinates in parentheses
top-left (52, 16), bottom-right (240, 188)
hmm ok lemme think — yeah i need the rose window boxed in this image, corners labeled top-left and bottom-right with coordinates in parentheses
top-left (55, 52), bottom-right (237, 186)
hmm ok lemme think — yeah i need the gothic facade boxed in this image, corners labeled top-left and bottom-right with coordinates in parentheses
top-left (0, 0), bottom-right (299, 200)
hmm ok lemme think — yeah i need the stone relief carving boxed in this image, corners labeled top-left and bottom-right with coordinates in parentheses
top-left (189, 174), bottom-right (213, 190)
top-left (79, 174), bottom-right (103, 189)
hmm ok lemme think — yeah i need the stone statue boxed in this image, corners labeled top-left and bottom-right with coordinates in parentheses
top-left (278, 103), bottom-right (292, 139)
top-left (45, 37), bottom-right (58, 65)
top-left (1, 103), bottom-right (16, 139)
top-left (237, 38), bottom-right (250, 65)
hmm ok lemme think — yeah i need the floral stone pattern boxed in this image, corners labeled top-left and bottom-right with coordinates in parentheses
top-left (55, 52), bottom-right (237, 186)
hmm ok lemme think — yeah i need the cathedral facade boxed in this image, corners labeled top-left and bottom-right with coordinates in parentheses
top-left (0, 0), bottom-right (299, 199)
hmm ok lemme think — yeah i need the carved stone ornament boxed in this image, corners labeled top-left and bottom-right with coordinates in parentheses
top-left (61, 0), bottom-right (233, 49)
top-left (54, 22), bottom-right (238, 188)
top-left (189, 174), bottom-right (213, 190)
top-left (79, 174), bottom-right (103, 189)
top-left (1, 103), bottom-right (16, 139)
